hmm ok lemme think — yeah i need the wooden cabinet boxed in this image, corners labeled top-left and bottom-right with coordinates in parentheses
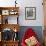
top-left (0, 7), bottom-right (19, 24)
top-left (0, 7), bottom-right (19, 46)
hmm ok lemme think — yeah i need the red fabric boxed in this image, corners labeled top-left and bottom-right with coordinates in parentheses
top-left (21, 28), bottom-right (41, 46)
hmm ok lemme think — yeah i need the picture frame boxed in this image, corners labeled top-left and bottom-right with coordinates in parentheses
top-left (25, 7), bottom-right (36, 20)
top-left (2, 10), bottom-right (9, 15)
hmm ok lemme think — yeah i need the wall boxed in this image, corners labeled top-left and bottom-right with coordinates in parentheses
top-left (18, 0), bottom-right (44, 26)
top-left (0, 0), bottom-right (44, 26)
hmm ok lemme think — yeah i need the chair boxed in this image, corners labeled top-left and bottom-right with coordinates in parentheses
top-left (21, 28), bottom-right (41, 46)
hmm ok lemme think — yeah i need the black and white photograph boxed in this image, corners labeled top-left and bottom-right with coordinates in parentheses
top-left (25, 7), bottom-right (36, 20)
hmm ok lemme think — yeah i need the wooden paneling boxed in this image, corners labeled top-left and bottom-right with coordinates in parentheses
top-left (43, 0), bottom-right (46, 45)
top-left (43, 0), bottom-right (46, 26)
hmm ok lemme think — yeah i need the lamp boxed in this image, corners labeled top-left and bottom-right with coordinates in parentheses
top-left (13, 28), bottom-right (19, 41)
top-left (14, 28), bottom-right (17, 32)
top-left (15, 0), bottom-right (17, 7)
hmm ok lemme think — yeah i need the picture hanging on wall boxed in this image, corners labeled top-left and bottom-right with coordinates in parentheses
top-left (25, 7), bottom-right (36, 20)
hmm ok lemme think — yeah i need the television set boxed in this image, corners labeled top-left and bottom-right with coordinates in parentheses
top-left (1, 28), bottom-right (18, 41)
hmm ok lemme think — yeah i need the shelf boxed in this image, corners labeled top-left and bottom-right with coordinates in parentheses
top-left (2, 40), bottom-right (19, 43)
top-left (0, 7), bottom-right (19, 10)
top-left (0, 7), bottom-right (19, 46)
top-left (1, 40), bottom-right (19, 46)
top-left (0, 7), bottom-right (19, 24)
top-left (0, 24), bottom-right (20, 32)
top-left (0, 7), bottom-right (19, 16)
top-left (1, 15), bottom-right (18, 24)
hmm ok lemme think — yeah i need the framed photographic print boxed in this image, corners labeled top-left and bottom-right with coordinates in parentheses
top-left (2, 10), bottom-right (9, 15)
top-left (25, 7), bottom-right (36, 20)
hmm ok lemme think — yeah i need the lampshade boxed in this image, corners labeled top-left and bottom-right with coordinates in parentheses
top-left (13, 28), bottom-right (17, 32)
top-left (15, 0), bottom-right (17, 7)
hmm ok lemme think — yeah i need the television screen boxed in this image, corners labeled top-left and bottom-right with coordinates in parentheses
top-left (1, 28), bottom-right (18, 41)
top-left (2, 30), bottom-right (13, 41)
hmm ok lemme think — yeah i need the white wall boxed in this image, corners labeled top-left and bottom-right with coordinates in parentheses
top-left (18, 0), bottom-right (44, 26)
top-left (0, 0), bottom-right (44, 26)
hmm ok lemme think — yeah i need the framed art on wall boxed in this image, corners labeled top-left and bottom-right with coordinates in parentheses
top-left (25, 7), bottom-right (36, 20)
top-left (2, 10), bottom-right (9, 15)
